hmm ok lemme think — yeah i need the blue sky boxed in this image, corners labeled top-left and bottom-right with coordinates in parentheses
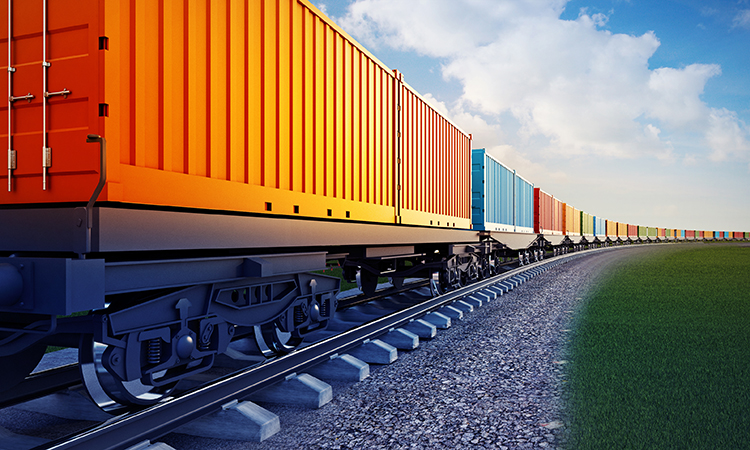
top-left (311, 0), bottom-right (750, 232)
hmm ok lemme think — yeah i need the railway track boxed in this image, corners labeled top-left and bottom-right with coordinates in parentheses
top-left (3, 247), bottom-right (607, 450)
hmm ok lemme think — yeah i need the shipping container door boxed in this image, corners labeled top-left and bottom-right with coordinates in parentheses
top-left (0, 0), bottom-right (100, 202)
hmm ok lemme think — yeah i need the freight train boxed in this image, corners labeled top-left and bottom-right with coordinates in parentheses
top-left (0, 0), bottom-right (746, 413)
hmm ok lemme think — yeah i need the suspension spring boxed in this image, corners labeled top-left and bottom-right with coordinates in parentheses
top-left (147, 338), bottom-right (161, 364)
top-left (294, 304), bottom-right (306, 325)
top-left (319, 297), bottom-right (329, 318)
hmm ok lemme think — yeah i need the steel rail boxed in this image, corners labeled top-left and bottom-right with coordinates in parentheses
top-left (32, 249), bottom-right (603, 450)
top-left (0, 364), bottom-right (80, 408)
top-left (336, 279), bottom-right (431, 309)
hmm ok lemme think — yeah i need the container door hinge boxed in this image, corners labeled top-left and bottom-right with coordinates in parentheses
top-left (42, 147), bottom-right (51, 191)
top-left (8, 150), bottom-right (16, 170)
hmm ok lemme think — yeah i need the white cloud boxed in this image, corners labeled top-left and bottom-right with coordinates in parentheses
top-left (705, 108), bottom-right (750, 163)
top-left (336, 0), bottom-right (750, 169)
top-left (647, 64), bottom-right (721, 128)
top-left (732, 9), bottom-right (750, 29)
top-left (338, 0), bottom-right (568, 57)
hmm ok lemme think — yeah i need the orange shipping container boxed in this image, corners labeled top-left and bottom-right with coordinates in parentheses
top-left (398, 75), bottom-right (471, 227)
top-left (0, 0), bottom-right (469, 227)
top-left (606, 220), bottom-right (617, 237)
top-left (563, 203), bottom-right (574, 235)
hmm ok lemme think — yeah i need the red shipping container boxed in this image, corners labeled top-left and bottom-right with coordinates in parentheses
top-left (628, 224), bottom-right (638, 237)
top-left (534, 188), bottom-right (562, 234)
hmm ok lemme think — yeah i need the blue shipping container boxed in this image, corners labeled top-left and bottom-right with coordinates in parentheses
top-left (593, 216), bottom-right (606, 236)
top-left (471, 148), bottom-right (534, 233)
top-left (515, 174), bottom-right (534, 233)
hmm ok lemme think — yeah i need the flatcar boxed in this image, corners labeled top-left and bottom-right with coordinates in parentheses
top-left (0, 0), bottom-right (744, 414)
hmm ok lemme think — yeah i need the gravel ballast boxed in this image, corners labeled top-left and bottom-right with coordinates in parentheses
top-left (160, 246), bottom-right (663, 450)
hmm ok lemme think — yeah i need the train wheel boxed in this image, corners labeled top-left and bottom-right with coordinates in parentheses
top-left (356, 270), bottom-right (378, 297)
top-left (388, 277), bottom-right (405, 289)
top-left (430, 271), bottom-right (450, 297)
top-left (79, 336), bottom-right (177, 413)
top-left (252, 321), bottom-right (304, 357)
top-left (0, 343), bottom-right (46, 394)
top-left (479, 259), bottom-right (491, 280)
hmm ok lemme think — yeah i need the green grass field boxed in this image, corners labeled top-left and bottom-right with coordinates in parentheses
top-left (566, 244), bottom-right (750, 449)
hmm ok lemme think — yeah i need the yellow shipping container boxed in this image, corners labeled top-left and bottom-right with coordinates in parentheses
top-left (618, 222), bottom-right (627, 236)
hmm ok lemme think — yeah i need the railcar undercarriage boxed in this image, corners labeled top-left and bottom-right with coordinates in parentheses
top-left (0, 206), bottom-right (547, 413)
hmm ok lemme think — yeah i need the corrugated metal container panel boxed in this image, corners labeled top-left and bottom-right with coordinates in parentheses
top-left (471, 149), bottom-right (513, 232)
top-left (618, 222), bottom-right (627, 236)
top-left (735, 231), bottom-right (743, 239)
top-left (627, 224), bottom-right (637, 237)
top-left (563, 203), bottom-right (581, 235)
top-left (534, 188), bottom-right (553, 234)
top-left (579, 211), bottom-right (587, 234)
top-left (515, 173), bottom-right (534, 233)
top-left (399, 77), bottom-right (471, 228)
top-left (606, 220), bottom-right (617, 236)
top-left (745, 232), bottom-right (749, 239)
top-left (553, 197), bottom-right (563, 234)
top-left (580, 211), bottom-right (593, 235)
top-left (573, 208), bottom-right (581, 236)
top-left (1, 0), bottom-right (100, 199)
top-left (647, 227), bottom-right (656, 237)
top-left (1, 0), bottom-right (406, 224)
top-left (686, 230), bottom-right (695, 238)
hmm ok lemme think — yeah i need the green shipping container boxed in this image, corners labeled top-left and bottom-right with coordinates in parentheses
top-left (580, 211), bottom-right (594, 235)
